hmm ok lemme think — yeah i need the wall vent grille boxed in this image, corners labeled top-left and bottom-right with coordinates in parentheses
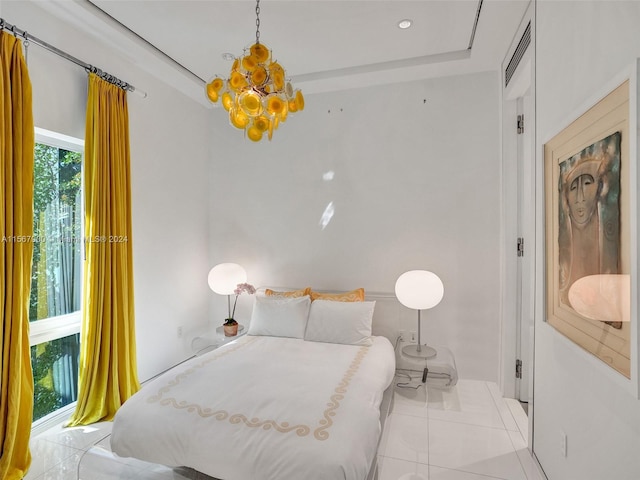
top-left (505, 21), bottom-right (531, 87)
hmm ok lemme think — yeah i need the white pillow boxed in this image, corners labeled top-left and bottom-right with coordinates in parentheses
top-left (247, 295), bottom-right (311, 338)
top-left (304, 300), bottom-right (376, 346)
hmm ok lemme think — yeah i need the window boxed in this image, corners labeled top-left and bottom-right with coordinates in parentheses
top-left (30, 128), bottom-right (84, 423)
top-left (31, 334), bottom-right (80, 421)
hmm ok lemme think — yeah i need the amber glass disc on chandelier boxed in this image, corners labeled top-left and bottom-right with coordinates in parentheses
top-left (239, 91), bottom-right (262, 116)
top-left (251, 43), bottom-right (270, 63)
top-left (247, 125), bottom-right (263, 142)
top-left (206, 83), bottom-right (219, 103)
top-left (265, 95), bottom-right (285, 116)
top-left (221, 92), bottom-right (233, 111)
top-left (251, 66), bottom-right (268, 86)
top-left (230, 108), bottom-right (250, 129)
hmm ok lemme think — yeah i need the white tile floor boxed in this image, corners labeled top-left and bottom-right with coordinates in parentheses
top-left (25, 377), bottom-right (546, 480)
top-left (377, 377), bottom-right (546, 480)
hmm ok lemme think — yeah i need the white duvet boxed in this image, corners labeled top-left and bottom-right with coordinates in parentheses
top-left (111, 335), bottom-right (396, 480)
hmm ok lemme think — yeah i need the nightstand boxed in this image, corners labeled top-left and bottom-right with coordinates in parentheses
top-left (398, 344), bottom-right (458, 386)
top-left (191, 324), bottom-right (246, 356)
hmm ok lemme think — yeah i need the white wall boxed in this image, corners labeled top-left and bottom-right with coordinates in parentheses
top-left (208, 71), bottom-right (502, 381)
top-left (534, 2), bottom-right (640, 479)
top-left (2, 0), bottom-right (211, 382)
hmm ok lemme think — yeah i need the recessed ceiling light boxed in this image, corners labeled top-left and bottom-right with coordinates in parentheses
top-left (397, 19), bottom-right (412, 29)
top-left (221, 52), bottom-right (235, 61)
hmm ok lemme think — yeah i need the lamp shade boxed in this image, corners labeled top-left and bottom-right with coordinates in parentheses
top-left (395, 270), bottom-right (444, 310)
top-left (207, 263), bottom-right (247, 295)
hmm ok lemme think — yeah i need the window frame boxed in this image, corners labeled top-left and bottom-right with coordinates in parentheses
top-left (31, 127), bottom-right (85, 342)
top-left (29, 312), bottom-right (81, 346)
top-left (30, 128), bottom-right (84, 427)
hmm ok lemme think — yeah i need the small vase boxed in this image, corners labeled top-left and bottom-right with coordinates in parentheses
top-left (223, 323), bottom-right (238, 337)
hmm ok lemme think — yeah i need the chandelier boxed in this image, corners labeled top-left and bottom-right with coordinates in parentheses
top-left (205, 0), bottom-right (304, 142)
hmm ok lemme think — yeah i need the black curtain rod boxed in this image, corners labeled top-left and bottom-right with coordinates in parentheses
top-left (0, 17), bottom-right (146, 97)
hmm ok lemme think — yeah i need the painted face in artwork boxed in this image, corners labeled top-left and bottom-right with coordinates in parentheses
top-left (567, 173), bottom-right (598, 225)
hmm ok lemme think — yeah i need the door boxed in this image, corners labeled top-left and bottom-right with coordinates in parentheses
top-left (500, 6), bottom-right (535, 408)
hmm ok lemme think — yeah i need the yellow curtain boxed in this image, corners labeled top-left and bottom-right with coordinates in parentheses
top-left (0, 32), bottom-right (35, 479)
top-left (68, 73), bottom-right (139, 426)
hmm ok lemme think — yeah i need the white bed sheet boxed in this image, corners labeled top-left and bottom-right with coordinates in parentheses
top-left (111, 335), bottom-right (396, 480)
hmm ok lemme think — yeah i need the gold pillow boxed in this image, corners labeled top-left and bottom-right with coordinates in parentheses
top-left (264, 287), bottom-right (311, 298)
top-left (310, 288), bottom-right (365, 302)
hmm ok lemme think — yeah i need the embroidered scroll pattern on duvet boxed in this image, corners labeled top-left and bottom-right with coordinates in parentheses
top-left (147, 338), bottom-right (370, 441)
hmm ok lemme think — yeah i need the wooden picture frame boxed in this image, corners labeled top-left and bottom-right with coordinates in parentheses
top-left (544, 79), bottom-right (633, 379)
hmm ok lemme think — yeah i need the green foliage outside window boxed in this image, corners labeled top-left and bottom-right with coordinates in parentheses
top-left (31, 334), bottom-right (80, 422)
top-left (31, 341), bottom-right (63, 421)
top-left (30, 144), bottom-right (82, 321)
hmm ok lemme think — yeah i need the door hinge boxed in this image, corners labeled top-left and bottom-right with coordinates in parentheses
top-left (517, 114), bottom-right (525, 134)
top-left (516, 359), bottom-right (523, 379)
top-left (517, 237), bottom-right (525, 257)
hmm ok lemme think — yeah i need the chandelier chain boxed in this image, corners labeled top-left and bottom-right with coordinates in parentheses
top-left (255, 0), bottom-right (261, 44)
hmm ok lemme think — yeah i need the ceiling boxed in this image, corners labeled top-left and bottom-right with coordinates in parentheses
top-left (37, 0), bottom-right (530, 105)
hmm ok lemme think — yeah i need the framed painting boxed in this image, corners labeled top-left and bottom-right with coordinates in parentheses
top-left (544, 80), bottom-right (632, 379)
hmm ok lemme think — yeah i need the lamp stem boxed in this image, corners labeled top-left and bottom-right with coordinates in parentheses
top-left (417, 309), bottom-right (422, 352)
top-left (227, 294), bottom-right (231, 319)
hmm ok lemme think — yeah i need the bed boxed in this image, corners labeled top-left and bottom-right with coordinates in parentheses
top-left (109, 294), bottom-right (396, 480)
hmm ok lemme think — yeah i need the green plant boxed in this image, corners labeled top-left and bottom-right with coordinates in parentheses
top-left (31, 341), bottom-right (63, 421)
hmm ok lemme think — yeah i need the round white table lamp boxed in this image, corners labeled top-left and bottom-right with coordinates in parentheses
top-left (395, 270), bottom-right (444, 359)
top-left (208, 263), bottom-right (247, 319)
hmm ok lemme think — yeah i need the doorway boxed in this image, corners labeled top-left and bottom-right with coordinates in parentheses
top-left (500, 7), bottom-right (535, 415)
